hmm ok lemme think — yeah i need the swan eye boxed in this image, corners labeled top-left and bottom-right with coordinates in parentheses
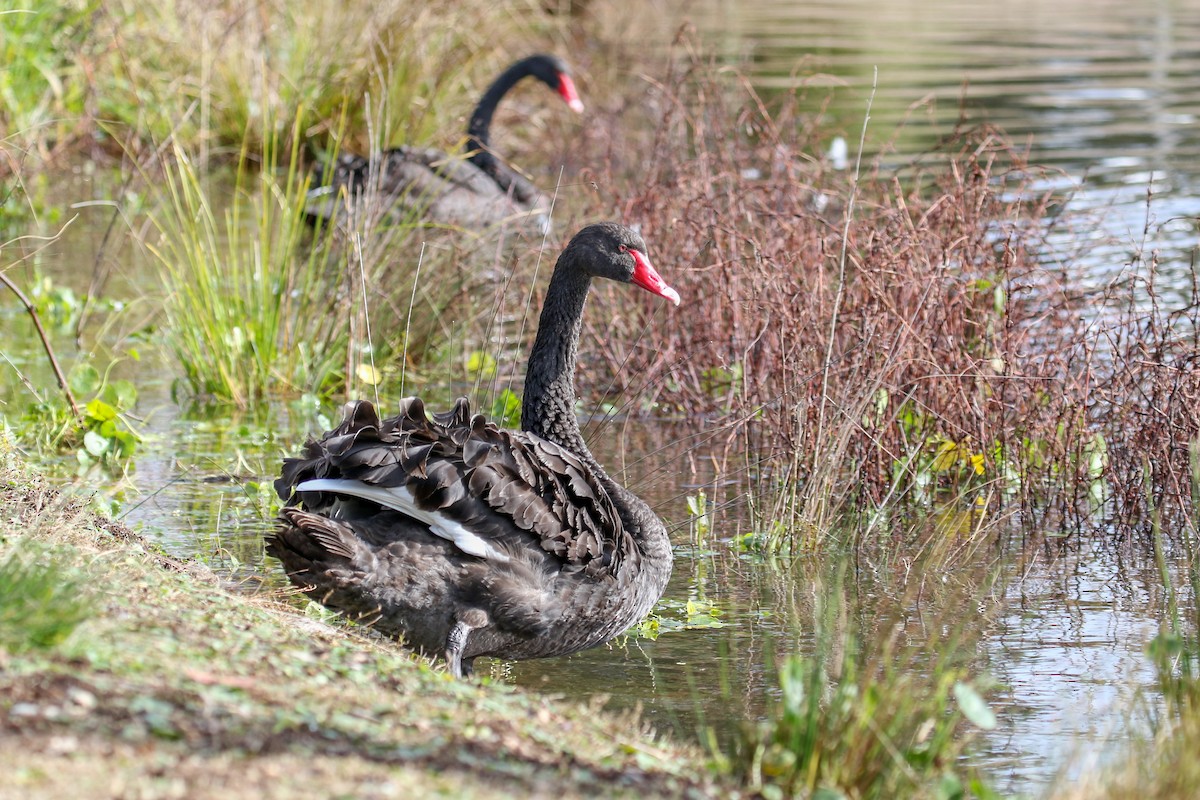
top-left (618, 243), bottom-right (628, 253)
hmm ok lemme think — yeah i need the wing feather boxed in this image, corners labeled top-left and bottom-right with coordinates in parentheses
top-left (277, 398), bottom-right (629, 575)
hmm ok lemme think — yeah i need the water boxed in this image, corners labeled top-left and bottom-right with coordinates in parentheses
top-left (4, 2), bottom-right (1200, 795)
top-left (632, 2), bottom-right (1200, 790)
top-left (615, 0), bottom-right (1200, 306)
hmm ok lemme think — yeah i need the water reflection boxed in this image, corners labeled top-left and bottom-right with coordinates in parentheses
top-left (984, 545), bottom-right (1165, 791)
top-left (619, 0), bottom-right (1200, 304)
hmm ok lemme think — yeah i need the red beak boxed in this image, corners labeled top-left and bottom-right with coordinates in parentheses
top-left (557, 74), bottom-right (584, 113)
top-left (629, 249), bottom-right (681, 306)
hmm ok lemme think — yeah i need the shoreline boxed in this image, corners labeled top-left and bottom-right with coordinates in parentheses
top-left (0, 465), bottom-right (724, 799)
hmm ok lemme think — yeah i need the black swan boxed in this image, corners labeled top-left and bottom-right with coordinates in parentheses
top-left (269, 222), bottom-right (680, 677)
top-left (306, 54), bottom-right (583, 231)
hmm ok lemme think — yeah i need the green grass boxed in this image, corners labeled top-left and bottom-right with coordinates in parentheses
top-left (0, 542), bottom-right (90, 654)
top-left (146, 116), bottom-right (362, 406)
top-left (710, 558), bottom-right (998, 800)
top-left (0, 462), bottom-right (719, 799)
top-left (144, 108), bottom-right (493, 407)
top-left (0, 2), bottom-right (98, 152)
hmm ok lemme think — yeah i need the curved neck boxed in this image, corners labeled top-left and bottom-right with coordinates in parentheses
top-left (520, 256), bottom-right (673, 568)
top-left (465, 58), bottom-right (539, 174)
top-left (521, 264), bottom-right (597, 468)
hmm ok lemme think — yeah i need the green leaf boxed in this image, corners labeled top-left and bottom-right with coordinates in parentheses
top-left (69, 364), bottom-right (101, 397)
top-left (953, 682), bottom-right (996, 730)
top-left (812, 789), bottom-right (846, 800)
top-left (85, 398), bottom-right (118, 423)
top-left (967, 777), bottom-right (1004, 800)
top-left (355, 363), bottom-right (381, 386)
top-left (1085, 434), bottom-right (1108, 478)
top-left (931, 440), bottom-right (959, 472)
top-left (83, 430), bottom-right (110, 457)
top-left (112, 379), bottom-right (137, 408)
top-left (1147, 631), bottom-right (1185, 661)
top-left (936, 772), bottom-right (965, 800)
top-left (466, 350), bottom-right (498, 379)
top-left (114, 431), bottom-right (138, 459)
top-left (489, 389), bottom-right (521, 428)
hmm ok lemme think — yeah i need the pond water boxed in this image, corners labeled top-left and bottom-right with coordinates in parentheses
top-left (4, 1), bottom-right (1200, 797)
top-left (619, 0), bottom-right (1200, 308)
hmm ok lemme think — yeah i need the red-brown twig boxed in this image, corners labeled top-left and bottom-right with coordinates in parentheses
top-left (0, 271), bottom-right (81, 420)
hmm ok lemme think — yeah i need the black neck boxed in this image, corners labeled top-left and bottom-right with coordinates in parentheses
top-left (465, 58), bottom-right (543, 174)
top-left (521, 264), bottom-right (596, 467)
top-left (520, 244), bottom-right (672, 565)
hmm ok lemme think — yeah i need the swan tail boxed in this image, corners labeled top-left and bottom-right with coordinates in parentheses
top-left (269, 508), bottom-right (361, 566)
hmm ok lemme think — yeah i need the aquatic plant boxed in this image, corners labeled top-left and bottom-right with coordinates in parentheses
top-left (578, 42), bottom-right (1199, 550)
top-left (147, 115), bottom-right (362, 406)
top-left (0, 332), bottom-right (140, 473)
top-left (713, 563), bottom-right (998, 800)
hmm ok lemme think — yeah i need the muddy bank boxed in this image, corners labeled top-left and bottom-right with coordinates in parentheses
top-left (0, 463), bottom-right (725, 800)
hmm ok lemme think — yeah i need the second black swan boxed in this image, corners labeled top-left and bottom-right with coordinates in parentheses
top-left (307, 54), bottom-right (583, 231)
top-left (269, 222), bottom-right (680, 677)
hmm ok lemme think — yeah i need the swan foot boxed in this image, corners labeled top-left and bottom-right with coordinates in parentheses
top-left (445, 608), bottom-right (488, 679)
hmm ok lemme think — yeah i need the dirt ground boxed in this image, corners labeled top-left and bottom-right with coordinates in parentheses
top-left (0, 467), bottom-right (727, 799)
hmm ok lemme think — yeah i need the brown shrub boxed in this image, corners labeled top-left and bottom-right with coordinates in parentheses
top-left (569, 46), bottom-right (1199, 546)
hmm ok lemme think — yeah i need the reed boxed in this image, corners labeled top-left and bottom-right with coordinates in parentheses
top-left (147, 116), bottom-right (356, 406)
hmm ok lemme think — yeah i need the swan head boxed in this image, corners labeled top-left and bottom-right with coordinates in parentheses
top-left (528, 54), bottom-right (585, 114)
top-left (565, 222), bottom-right (681, 307)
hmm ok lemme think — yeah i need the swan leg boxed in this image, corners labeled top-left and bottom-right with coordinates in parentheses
top-left (445, 608), bottom-right (488, 679)
top-left (445, 620), bottom-right (472, 678)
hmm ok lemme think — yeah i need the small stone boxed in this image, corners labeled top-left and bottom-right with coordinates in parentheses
top-left (67, 687), bottom-right (97, 710)
top-left (46, 735), bottom-right (79, 755)
top-left (9, 703), bottom-right (40, 718)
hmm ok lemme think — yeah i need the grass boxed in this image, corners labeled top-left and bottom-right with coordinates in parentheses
top-left (146, 117), bottom-right (357, 406)
top-left (144, 110), bottom-right (540, 407)
top-left (698, 535), bottom-right (1003, 800)
top-left (1, 0), bottom-right (568, 172)
top-left (0, 543), bottom-right (91, 654)
top-left (0, 459), bottom-right (720, 799)
top-left (0, 2), bottom-right (99, 166)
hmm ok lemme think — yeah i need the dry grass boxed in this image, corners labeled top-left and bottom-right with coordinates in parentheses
top-left (2, 0), bottom-right (570, 177)
top-left (566, 44), bottom-right (1198, 550)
